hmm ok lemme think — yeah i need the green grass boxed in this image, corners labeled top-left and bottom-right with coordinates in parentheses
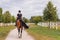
top-left (27, 24), bottom-right (60, 40)
top-left (0, 25), bottom-right (15, 40)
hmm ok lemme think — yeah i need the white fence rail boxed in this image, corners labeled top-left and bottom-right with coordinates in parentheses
top-left (38, 22), bottom-right (60, 26)
top-left (0, 23), bottom-right (15, 26)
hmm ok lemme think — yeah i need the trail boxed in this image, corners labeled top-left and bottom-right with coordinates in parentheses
top-left (5, 28), bottom-right (34, 40)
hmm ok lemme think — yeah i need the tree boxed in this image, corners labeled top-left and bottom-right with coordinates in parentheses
top-left (3, 11), bottom-right (11, 23)
top-left (30, 16), bottom-right (42, 24)
top-left (43, 1), bottom-right (58, 28)
top-left (23, 17), bottom-right (30, 23)
top-left (2, 14), bottom-right (4, 22)
top-left (11, 16), bottom-right (16, 23)
top-left (0, 8), bottom-right (3, 23)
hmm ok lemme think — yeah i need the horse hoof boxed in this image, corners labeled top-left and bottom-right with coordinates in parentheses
top-left (18, 35), bottom-right (22, 38)
top-left (18, 36), bottom-right (22, 38)
top-left (19, 36), bottom-right (21, 38)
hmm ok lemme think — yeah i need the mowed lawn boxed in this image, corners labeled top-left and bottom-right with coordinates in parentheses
top-left (27, 24), bottom-right (60, 40)
top-left (0, 25), bottom-right (15, 40)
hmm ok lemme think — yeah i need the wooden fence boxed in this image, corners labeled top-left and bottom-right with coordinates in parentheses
top-left (0, 23), bottom-right (15, 27)
top-left (38, 22), bottom-right (60, 29)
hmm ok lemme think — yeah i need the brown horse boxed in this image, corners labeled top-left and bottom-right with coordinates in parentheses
top-left (16, 20), bottom-right (23, 38)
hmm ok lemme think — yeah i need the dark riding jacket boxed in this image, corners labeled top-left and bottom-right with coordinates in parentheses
top-left (17, 13), bottom-right (22, 20)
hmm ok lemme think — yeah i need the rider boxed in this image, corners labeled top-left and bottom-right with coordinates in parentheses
top-left (15, 10), bottom-right (22, 26)
top-left (15, 10), bottom-right (29, 29)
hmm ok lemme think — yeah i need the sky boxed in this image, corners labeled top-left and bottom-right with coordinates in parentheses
top-left (0, 0), bottom-right (60, 19)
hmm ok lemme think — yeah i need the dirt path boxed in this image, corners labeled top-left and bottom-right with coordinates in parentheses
top-left (5, 28), bottom-right (34, 40)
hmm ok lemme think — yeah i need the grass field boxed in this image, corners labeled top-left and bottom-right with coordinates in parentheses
top-left (27, 24), bottom-right (60, 40)
top-left (0, 25), bottom-right (15, 40)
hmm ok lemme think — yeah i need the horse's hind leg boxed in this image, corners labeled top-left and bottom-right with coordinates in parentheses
top-left (21, 29), bottom-right (22, 34)
top-left (18, 29), bottom-right (20, 38)
top-left (20, 28), bottom-right (22, 38)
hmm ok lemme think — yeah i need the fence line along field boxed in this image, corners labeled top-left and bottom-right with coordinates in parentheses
top-left (38, 22), bottom-right (60, 29)
top-left (0, 23), bottom-right (15, 27)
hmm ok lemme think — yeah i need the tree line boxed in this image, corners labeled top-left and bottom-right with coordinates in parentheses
top-left (0, 8), bottom-right (16, 23)
top-left (0, 1), bottom-right (60, 25)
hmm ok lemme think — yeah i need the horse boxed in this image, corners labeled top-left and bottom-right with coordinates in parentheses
top-left (16, 20), bottom-right (23, 38)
